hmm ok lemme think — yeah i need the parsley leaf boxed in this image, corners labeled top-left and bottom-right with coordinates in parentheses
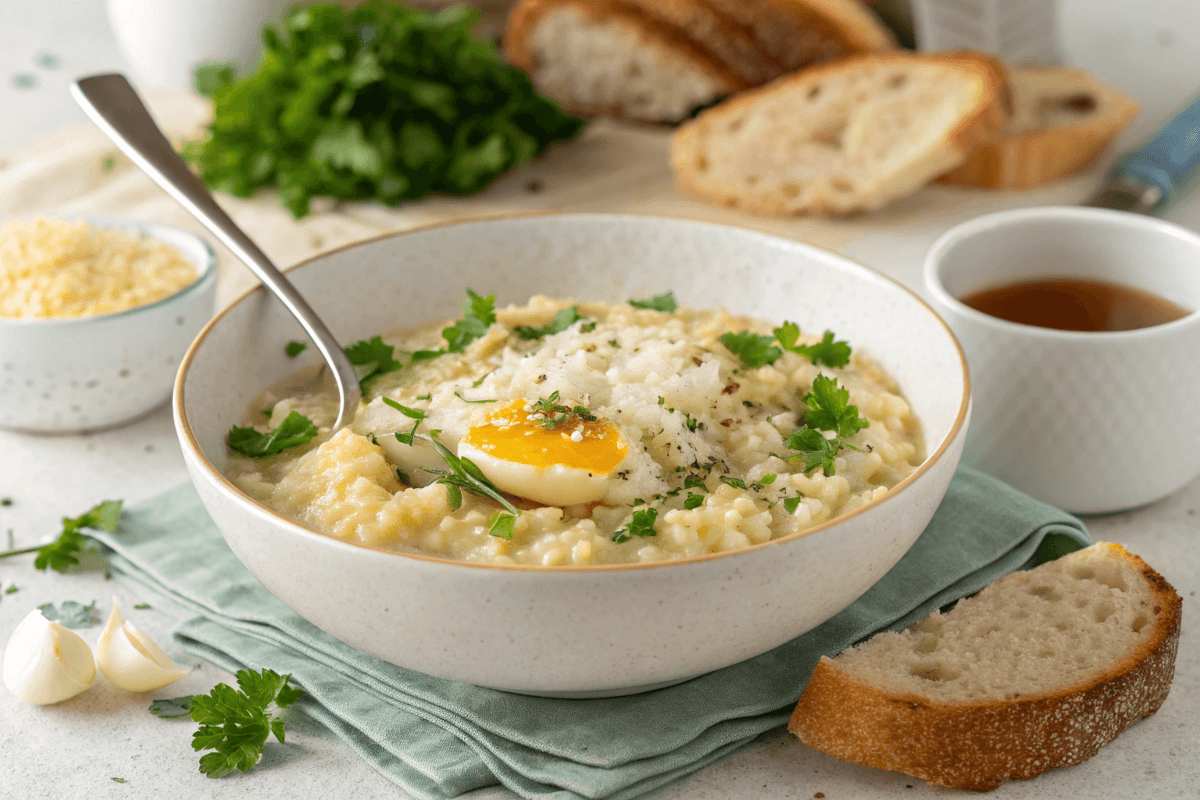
top-left (149, 696), bottom-right (197, 718)
top-left (0, 500), bottom-right (125, 573)
top-left (527, 391), bottom-right (596, 429)
top-left (720, 331), bottom-right (781, 368)
top-left (514, 305), bottom-right (587, 339)
top-left (803, 374), bottom-right (869, 438)
top-left (186, 3), bottom-right (582, 219)
top-left (782, 375), bottom-right (869, 476)
top-left (285, 340), bottom-right (307, 358)
top-left (189, 669), bottom-right (303, 779)
top-left (424, 439), bottom-right (519, 537)
top-left (784, 495), bottom-right (804, 514)
top-left (611, 508), bottom-right (658, 543)
top-left (110, 777), bottom-right (127, 784)
top-left (344, 335), bottom-right (402, 385)
top-left (38, 600), bottom-right (97, 629)
top-left (629, 291), bottom-right (678, 312)
top-left (774, 324), bottom-right (852, 368)
top-left (411, 290), bottom-right (497, 362)
top-left (228, 411), bottom-right (318, 457)
top-left (683, 494), bottom-right (704, 510)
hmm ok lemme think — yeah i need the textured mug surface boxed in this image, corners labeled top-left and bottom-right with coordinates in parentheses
top-left (176, 214), bottom-right (969, 694)
top-left (0, 217), bottom-right (217, 434)
top-left (925, 206), bottom-right (1200, 513)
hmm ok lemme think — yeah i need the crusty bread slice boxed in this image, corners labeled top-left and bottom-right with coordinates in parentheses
top-left (670, 51), bottom-right (1011, 215)
top-left (788, 542), bottom-right (1182, 791)
top-left (938, 65), bottom-right (1140, 189)
top-left (504, 0), bottom-right (747, 123)
top-left (503, 0), bottom-right (896, 123)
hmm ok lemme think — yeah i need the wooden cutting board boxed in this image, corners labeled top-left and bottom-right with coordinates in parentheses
top-left (0, 89), bottom-right (1106, 308)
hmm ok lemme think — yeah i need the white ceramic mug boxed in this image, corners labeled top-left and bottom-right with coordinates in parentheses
top-left (925, 206), bottom-right (1200, 513)
top-left (106, 0), bottom-right (292, 90)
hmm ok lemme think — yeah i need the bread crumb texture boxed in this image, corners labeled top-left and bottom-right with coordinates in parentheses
top-left (671, 51), bottom-right (1009, 214)
top-left (0, 218), bottom-right (196, 319)
top-left (789, 542), bottom-right (1182, 790)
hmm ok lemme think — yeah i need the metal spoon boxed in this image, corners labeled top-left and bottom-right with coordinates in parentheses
top-left (70, 73), bottom-right (361, 429)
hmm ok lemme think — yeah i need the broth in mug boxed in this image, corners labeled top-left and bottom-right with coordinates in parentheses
top-left (960, 278), bottom-right (1191, 332)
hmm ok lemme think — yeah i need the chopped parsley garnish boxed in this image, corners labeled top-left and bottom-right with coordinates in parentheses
top-left (682, 411), bottom-right (704, 432)
top-left (611, 507), bottom-right (658, 543)
top-left (382, 397), bottom-right (425, 445)
top-left (189, 669), bottom-right (303, 778)
top-left (284, 340), bottom-right (307, 358)
top-left (719, 331), bottom-right (781, 368)
top-left (149, 695), bottom-right (196, 718)
top-left (774, 324), bottom-right (852, 368)
top-left (720, 474), bottom-right (776, 492)
top-left (412, 289), bottom-right (496, 361)
top-left (396, 469), bottom-right (411, 486)
top-left (38, 600), bottom-right (97, 629)
top-left (514, 305), bottom-right (588, 339)
top-left (784, 375), bottom-right (869, 476)
top-left (528, 391), bottom-right (597, 429)
top-left (629, 291), bottom-right (678, 312)
top-left (0, 500), bottom-right (123, 573)
top-left (425, 439), bottom-right (519, 537)
top-left (683, 475), bottom-right (707, 491)
top-left (4, 585), bottom-right (17, 594)
top-left (683, 494), bottom-right (704, 510)
top-left (0, 498), bottom-right (11, 506)
top-left (344, 335), bottom-right (402, 385)
top-left (454, 391), bottom-right (496, 404)
top-left (722, 325), bottom-right (853, 369)
top-left (784, 496), bottom-right (804, 514)
top-left (228, 411), bottom-right (318, 457)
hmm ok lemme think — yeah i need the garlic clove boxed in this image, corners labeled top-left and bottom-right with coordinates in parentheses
top-left (3, 608), bottom-right (96, 705)
top-left (96, 598), bottom-right (191, 692)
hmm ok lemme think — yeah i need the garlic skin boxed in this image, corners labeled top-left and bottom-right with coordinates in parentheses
top-left (96, 598), bottom-right (191, 692)
top-left (3, 609), bottom-right (96, 705)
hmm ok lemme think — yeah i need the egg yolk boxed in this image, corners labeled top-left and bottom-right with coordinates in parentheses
top-left (460, 400), bottom-right (627, 474)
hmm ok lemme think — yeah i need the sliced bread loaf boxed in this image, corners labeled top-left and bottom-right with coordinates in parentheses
top-left (504, 0), bottom-right (747, 123)
top-left (788, 542), bottom-right (1182, 791)
top-left (938, 65), bottom-right (1140, 188)
top-left (670, 51), bottom-right (1011, 215)
top-left (503, 0), bottom-right (896, 123)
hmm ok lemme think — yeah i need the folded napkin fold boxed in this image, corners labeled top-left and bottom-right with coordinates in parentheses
top-left (91, 466), bottom-right (1090, 800)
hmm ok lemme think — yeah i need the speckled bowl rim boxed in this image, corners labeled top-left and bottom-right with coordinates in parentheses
top-left (0, 215), bottom-right (218, 327)
top-left (926, 206), bottom-right (1200, 340)
top-left (175, 212), bottom-right (971, 573)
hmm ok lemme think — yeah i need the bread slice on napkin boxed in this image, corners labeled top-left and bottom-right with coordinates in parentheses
top-left (503, 0), bottom-right (896, 123)
top-left (938, 65), bottom-right (1140, 189)
top-left (670, 51), bottom-right (1011, 215)
top-left (788, 542), bottom-right (1182, 791)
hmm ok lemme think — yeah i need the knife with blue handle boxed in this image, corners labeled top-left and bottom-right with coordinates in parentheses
top-left (1087, 92), bottom-right (1200, 214)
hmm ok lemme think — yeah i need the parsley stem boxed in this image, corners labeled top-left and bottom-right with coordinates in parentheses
top-left (0, 545), bottom-right (42, 559)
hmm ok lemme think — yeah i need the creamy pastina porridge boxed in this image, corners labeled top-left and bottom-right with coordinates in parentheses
top-left (225, 291), bottom-right (922, 566)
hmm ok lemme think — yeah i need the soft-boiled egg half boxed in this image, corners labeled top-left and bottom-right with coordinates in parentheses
top-left (457, 400), bottom-right (627, 506)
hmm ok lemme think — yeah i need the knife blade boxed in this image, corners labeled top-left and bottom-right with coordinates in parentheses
top-left (1087, 92), bottom-right (1200, 214)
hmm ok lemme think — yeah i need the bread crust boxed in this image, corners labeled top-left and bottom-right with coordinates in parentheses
top-left (937, 65), bottom-right (1139, 189)
top-left (503, 0), bottom-right (748, 120)
top-left (788, 545), bottom-right (1182, 791)
top-left (670, 51), bottom-right (1011, 216)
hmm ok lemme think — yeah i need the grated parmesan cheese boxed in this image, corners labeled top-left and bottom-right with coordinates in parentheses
top-left (0, 218), bottom-right (197, 319)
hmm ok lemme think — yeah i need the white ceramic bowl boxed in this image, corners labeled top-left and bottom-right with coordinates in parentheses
top-left (0, 216), bottom-right (217, 433)
top-left (925, 206), bottom-right (1200, 513)
top-left (175, 215), bottom-right (969, 695)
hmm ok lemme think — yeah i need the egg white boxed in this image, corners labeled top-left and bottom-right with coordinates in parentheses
top-left (458, 440), bottom-right (611, 506)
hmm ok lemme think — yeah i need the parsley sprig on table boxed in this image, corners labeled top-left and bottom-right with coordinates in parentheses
top-left (37, 600), bottom-right (97, 629)
top-left (228, 411), bottom-right (319, 458)
top-left (186, 2), bottom-right (583, 218)
top-left (785, 375), bottom-right (869, 477)
top-left (188, 669), bottom-right (304, 778)
top-left (0, 499), bottom-right (123, 572)
top-left (720, 326), bottom-right (852, 369)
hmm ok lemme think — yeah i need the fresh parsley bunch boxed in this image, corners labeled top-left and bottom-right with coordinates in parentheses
top-left (185, 2), bottom-right (582, 218)
top-left (189, 669), bottom-right (304, 778)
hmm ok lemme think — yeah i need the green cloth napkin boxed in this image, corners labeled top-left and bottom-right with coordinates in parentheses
top-left (91, 466), bottom-right (1090, 800)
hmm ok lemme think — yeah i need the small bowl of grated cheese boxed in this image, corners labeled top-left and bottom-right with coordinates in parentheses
top-left (0, 216), bottom-right (217, 433)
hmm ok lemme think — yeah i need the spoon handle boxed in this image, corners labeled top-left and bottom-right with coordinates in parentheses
top-left (70, 73), bottom-right (360, 428)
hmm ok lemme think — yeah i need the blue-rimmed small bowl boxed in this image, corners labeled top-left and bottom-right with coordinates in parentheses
top-left (0, 216), bottom-right (217, 433)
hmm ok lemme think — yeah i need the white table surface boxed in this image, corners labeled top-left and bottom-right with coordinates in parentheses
top-left (1, 2), bottom-right (1198, 799)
